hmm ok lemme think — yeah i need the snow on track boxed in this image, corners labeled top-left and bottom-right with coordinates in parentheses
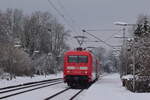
top-left (2, 83), bottom-right (66, 100)
top-left (82, 73), bottom-right (150, 100)
top-left (0, 73), bottom-right (62, 89)
top-left (0, 81), bottom-right (63, 99)
top-left (49, 89), bottom-right (82, 100)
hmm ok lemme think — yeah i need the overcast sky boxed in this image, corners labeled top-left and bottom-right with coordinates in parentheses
top-left (0, 0), bottom-right (150, 49)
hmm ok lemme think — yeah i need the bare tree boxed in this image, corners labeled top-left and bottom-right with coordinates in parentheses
top-left (0, 9), bottom-right (70, 79)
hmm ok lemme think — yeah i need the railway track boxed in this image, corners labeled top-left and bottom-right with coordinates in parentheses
top-left (69, 89), bottom-right (84, 100)
top-left (44, 77), bottom-right (100, 100)
top-left (49, 76), bottom-right (102, 100)
top-left (0, 78), bottom-right (63, 99)
top-left (0, 75), bottom-right (101, 99)
top-left (44, 87), bottom-right (86, 100)
top-left (44, 88), bottom-right (71, 100)
top-left (0, 78), bottom-right (62, 91)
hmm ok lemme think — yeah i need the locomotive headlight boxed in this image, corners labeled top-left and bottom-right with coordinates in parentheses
top-left (67, 66), bottom-right (75, 70)
top-left (80, 67), bottom-right (88, 70)
top-left (85, 71), bottom-right (88, 74)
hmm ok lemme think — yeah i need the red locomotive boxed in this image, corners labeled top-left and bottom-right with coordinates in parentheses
top-left (63, 48), bottom-right (101, 87)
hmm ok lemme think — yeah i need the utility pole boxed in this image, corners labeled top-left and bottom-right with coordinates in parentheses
top-left (132, 39), bottom-right (136, 92)
top-left (114, 27), bottom-right (127, 77)
top-left (114, 22), bottom-right (130, 77)
top-left (122, 28), bottom-right (127, 76)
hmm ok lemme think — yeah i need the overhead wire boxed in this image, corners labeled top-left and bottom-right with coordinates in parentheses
top-left (47, 0), bottom-right (82, 48)
top-left (56, 0), bottom-right (86, 47)
top-left (47, 0), bottom-right (79, 36)
top-left (84, 29), bottom-right (122, 48)
top-left (86, 29), bottom-right (121, 32)
top-left (56, 0), bottom-right (82, 35)
top-left (105, 29), bottom-right (122, 41)
top-left (54, 1), bottom-right (112, 48)
top-left (82, 30), bottom-right (114, 48)
top-left (47, 0), bottom-right (113, 48)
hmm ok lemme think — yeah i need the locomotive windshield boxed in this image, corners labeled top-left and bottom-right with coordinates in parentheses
top-left (68, 56), bottom-right (78, 63)
top-left (68, 55), bottom-right (88, 63)
top-left (78, 56), bottom-right (88, 63)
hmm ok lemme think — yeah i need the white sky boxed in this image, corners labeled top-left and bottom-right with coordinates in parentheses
top-left (0, 0), bottom-right (150, 49)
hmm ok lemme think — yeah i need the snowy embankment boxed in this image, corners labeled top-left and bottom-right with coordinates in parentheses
top-left (0, 73), bottom-right (63, 88)
top-left (82, 73), bottom-right (150, 100)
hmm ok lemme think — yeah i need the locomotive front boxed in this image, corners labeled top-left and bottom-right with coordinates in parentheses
top-left (63, 49), bottom-right (95, 87)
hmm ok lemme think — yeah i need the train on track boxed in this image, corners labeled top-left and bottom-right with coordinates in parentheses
top-left (63, 47), bottom-right (101, 87)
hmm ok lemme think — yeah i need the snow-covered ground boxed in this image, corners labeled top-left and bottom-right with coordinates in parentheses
top-left (1, 73), bottom-right (150, 100)
top-left (1, 82), bottom-right (68, 100)
top-left (0, 73), bottom-right (63, 88)
top-left (82, 73), bottom-right (150, 100)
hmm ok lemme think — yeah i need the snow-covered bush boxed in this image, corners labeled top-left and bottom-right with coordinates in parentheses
top-left (0, 43), bottom-right (33, 78)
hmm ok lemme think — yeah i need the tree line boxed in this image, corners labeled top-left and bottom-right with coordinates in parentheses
top-left (0, 8), bottom-right (70, 79)
top-left (120, 15), bottom-right (150, 77)
top-left (119, 15), bottom-right (150, 92)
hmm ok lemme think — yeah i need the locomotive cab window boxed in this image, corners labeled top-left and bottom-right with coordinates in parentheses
top-left (68, 55), bottom-right (88, 63)
top-left (78, 56), bottom-right (88, 63)
top-left (68, 56), bottom-right (78, 63)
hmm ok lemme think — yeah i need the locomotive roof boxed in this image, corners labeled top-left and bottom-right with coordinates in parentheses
top-left (64, 50), bottom-right (92, 55)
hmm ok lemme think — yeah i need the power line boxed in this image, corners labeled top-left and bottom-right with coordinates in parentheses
top-left (105, 30), bottom-right (122, 41)
top-left (47, 0), bottom-right (113, 48)
top-left (85, 28), bottom-right (122, 44)
top-left (56, 0), bottom-right (82, 34)
top-left (48, 0), bottom-right (89, 47)
top-left (82, 29), bottom-right (113, 48)
top-left (47, 0), bottom-right (84, 47)
top-left (86, 29), bottom-right (121, 32)
top-left (47, 0), bottom-right (79, 36)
